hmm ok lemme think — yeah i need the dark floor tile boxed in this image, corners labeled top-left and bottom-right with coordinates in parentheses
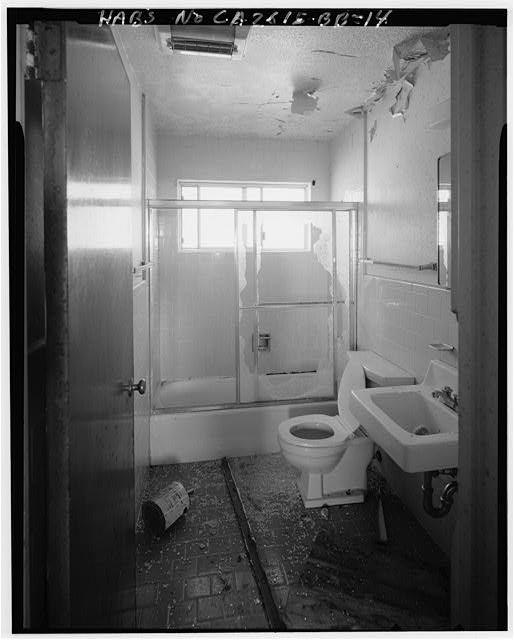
top-left (197, 552), bottom-right (238, 575)
top-left (209, 616), bottom-right (240, 630)
top-left (172, 557), bottom-right (198, 578)
top-left (138, 602), bottom-right (169, 630)
top-left (197, 595), bottom-right (224, 621)
top-left (238, 612), bottom-right (268, 630)
top-left (185, 575), bottom-right (211, 599)
top-left (185, 538), bottom-right (210, 558)
top-left (234, 569), bottom-right (254, 591)
top-left (158, 579), bottom-right (185, 605)
top-left (168, 600), bottom-right (196, 629)
top-left (211, 572), bottom-right (235, 595)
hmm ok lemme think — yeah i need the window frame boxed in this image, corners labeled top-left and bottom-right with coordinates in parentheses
top-left (177, 180), bottom-right (311, 252)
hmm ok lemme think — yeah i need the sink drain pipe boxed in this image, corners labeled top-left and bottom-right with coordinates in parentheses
top-left (422, 469), bottom-right (458, 518)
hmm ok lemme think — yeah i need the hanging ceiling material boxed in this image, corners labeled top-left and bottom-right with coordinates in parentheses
top-left (114, 25), bottom-right (449, 139)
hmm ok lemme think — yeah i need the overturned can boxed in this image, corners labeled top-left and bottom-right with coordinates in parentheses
top-left (142, 481), bottom-right (190, 536)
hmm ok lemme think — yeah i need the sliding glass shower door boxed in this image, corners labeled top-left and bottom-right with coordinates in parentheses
top-left (149, 203), bottom-right (357, 410)
top-left (238, 210), bottom-right (336, 403)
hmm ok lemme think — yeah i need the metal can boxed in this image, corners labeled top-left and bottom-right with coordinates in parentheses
top-left (142, 481), bottom-right (190, 536)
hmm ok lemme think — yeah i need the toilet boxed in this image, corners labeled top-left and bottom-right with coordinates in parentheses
top-left (277, 351), bottom-right (415, 508)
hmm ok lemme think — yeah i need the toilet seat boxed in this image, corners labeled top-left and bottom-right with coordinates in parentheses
top-left (278, 413), bottom-right (356, 448)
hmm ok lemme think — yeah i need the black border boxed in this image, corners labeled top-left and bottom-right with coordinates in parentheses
top-left (6, 6), bottom-right (509, 633)
top-left (6, 7), bottom-right (508, 27)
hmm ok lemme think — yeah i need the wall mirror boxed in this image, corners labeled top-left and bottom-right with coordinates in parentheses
top-left (437, 153), bottom-right (451, 288)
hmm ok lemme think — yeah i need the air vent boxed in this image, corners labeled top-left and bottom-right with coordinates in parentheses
top-left (155, 25), bottom-right (250, 59)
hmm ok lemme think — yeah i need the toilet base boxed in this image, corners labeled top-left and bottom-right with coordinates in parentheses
top-left (297, 475), bottom-right (366, 508)
top-left (295, 438), bottom-right (374, 508)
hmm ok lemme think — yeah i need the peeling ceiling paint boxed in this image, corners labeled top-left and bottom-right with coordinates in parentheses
top-left (114, 25), bottom-right (447, 140)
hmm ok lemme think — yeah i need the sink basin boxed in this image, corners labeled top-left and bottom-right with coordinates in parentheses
top-left (350, 360), bottom-right (458, 473)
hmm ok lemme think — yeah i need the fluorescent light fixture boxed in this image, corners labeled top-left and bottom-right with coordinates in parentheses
top-left (155, 25), bottom-right (250, 59)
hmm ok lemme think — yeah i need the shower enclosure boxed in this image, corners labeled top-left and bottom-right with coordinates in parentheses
top-left (148, 200), bottom-right (359, 411)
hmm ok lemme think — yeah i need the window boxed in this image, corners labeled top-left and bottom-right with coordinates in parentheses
top-left (178, 181), bottom-right (310, 251)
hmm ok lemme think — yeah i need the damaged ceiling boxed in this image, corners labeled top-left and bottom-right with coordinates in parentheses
top-left (114, 25), bottom-right (449, 140)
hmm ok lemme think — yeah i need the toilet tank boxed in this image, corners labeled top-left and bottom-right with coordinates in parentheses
top-left (347, 351), bottom-right (415, 388)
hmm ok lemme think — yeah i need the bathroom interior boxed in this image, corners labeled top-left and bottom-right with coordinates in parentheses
top-left (16, 11), bottom-right (507, 634)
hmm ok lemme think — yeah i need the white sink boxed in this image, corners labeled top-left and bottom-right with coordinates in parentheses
top-left (350, 360), bottom-right (458, 473)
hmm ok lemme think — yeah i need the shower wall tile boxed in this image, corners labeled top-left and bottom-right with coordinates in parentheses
top-left (358, 276), bottom-right (457, 382)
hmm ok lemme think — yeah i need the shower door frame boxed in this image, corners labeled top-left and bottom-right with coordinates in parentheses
top-left (148, 199), bottom-right (359, 412)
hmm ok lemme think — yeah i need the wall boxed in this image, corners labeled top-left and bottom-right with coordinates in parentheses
top-left (330, 54), bottom-right (457, 556)
top-left (156, 134), bottom-right (330, 199)
top-left (155, 135), bottom-right (333, 386)
top-left (366, 56), bottom-right (450, 284)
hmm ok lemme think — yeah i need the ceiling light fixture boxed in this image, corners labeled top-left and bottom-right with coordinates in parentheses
top-left (155, 25), bottom-right (250, 59)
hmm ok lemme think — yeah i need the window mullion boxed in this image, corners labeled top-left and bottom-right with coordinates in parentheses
top-left (196, 184), bottom-right (201, 249)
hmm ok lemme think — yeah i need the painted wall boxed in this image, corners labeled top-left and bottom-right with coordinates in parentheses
top-left (366, 56), bottom-right (450, 285)
top-left (156, 134), bottom-right (330, 199)
top-left (329, 54), bottom-right (457, 556)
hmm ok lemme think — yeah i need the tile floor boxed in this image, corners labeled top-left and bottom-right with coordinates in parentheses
top-left (136, 453), bottom-right (450, 631)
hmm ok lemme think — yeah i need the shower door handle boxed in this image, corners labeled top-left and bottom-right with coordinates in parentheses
top-left (124, 378), bottom-right (147, 397)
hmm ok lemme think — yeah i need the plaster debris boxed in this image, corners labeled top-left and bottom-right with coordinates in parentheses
top-left (390, 79), bottom-right (414, 120)
top-left (291, 90), bottom-right (318, 115)
top-left (359, 30), bottom-right (450, 117)
top-left (393, 32), bottom-right (450, 80)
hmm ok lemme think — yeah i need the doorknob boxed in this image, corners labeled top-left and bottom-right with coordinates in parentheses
top-left (124, 378), bottom-right (146, 397)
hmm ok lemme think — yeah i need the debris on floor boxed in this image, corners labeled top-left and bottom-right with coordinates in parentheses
top-left (141, 481), bottom-right (190, 536)
top-left (136, 454), bottom-right (450, 632)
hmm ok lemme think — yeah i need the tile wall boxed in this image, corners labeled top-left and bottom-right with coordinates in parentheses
top-left (358, 276), bottom-right (458, 382)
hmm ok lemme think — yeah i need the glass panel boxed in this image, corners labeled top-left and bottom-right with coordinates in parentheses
top-left (239, 308), bottom-right (258, 403)
top-left (335, 302), bottom-right (349, 388)
top-left (199, 185), bottom-right (242, 200)
top-left (238, 210), bottom-right (255, 307)
top-left (262, 186), bottom-right (306, 201)
top-left (335, 211), bottom-right (349, 303)
top-left (239, 306), bottom-right (334, 402)
top-left (335, 211), bottom-right (351, 385)
top-left (261, 212), bottom-right (308, 251)
top-left (181, 185), bottom-right (198, 200)
top-left (257, 211), bottom-right (333, 303)
top-left (180, 209), bottom-right (198, 248)
top-left (246, 187), bottom-right (261, 201)
top-left (437, 153), bottom-right (451, 288)
top-left (152, 208), bottom-right (236, 408)
top-left (199, 209), bottom-right (233, 248)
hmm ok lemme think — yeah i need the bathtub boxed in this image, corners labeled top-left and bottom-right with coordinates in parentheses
top-left (150, 400), bottom-right (337, 465)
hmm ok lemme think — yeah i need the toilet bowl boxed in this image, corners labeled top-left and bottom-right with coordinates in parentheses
top-left (277, 351), bottom-right (415, 508)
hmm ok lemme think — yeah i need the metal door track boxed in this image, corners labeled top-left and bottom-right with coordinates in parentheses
top-left (221, 458), bottom-right (286, 631)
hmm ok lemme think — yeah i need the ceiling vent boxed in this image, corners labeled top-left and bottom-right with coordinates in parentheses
top-left (155, 25), bottom-right (250, 59)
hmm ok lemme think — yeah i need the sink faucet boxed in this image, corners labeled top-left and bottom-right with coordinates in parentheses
top-left (432, 386), bottom-right (458, 412)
